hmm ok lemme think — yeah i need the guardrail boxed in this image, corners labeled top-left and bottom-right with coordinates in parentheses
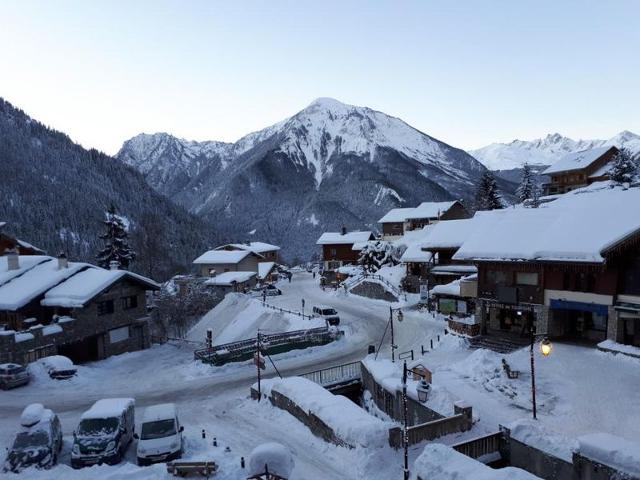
top-left (299, 361), bottom-right (361, 387)
top-left (194, 326), bottom-right (343, 365)
top-left (261, 301), bottom-right (313, 320)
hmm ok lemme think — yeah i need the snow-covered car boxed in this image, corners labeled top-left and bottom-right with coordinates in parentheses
top-left (135, 403), bottom-right (184, 466)
top-left (312, 305), bottom-right (341, 326)
top-left (40, 355), bottom-right (77, 380)
top-left (0, 363), bottom-right (30, 390)
top-left (71, 398), bottom-right (135, 468)
top-left (3, 403), bottom-right (63, 473)
top-left (253, 284), bottom-right (282, 296)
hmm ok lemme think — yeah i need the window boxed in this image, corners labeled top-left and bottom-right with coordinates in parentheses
top-left (486, 270), bottom-right (508, 285)
top-left (109, 326), bottom-right (129, 344)
top-left (97, 300), bottom-right (115, 316)
top-left (516, 272), bottom-right (538, 286)
top-left (121, 295), bottom-right (138, 310)
top-left (330, 248), bottom-right (337, 257)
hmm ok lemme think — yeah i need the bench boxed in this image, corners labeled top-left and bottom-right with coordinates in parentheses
top-left (166, 461), bottom-right (218, 477)
top-left (501, 358), bottom-right (520, 379)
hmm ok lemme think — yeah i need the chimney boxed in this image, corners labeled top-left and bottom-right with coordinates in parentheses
top-left (57, 252), bottom-right (68, 269)
top-left (109, 260), bottom-right (120, 271)
top-left (6, 248), bottom-right (19, 271)
top-left (341, 226), bottom-right (347, 236)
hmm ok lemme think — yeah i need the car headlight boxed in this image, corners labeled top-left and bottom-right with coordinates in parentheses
top-left (106, 441), bottom-right (116, 453)
top-left (72, 444), bottom-right (80, 455)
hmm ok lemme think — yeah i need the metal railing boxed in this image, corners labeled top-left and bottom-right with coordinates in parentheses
top-left (451, 431), bottom-right (503, 459)
top-left (299, 361), bottom-right (361, 387)
top-left (261, 301), bottom-right (313, 320)
top-left (343, 273), bottom-right (403, 298)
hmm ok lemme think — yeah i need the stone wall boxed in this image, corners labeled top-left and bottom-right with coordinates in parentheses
top-left (447, 318), bottom-right (481, 337)
top-left (350, 281), bottom-right (398, 302)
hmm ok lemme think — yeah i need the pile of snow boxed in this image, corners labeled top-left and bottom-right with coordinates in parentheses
top-left (412, 443), bottom-right (541, 479)
top-left (81, 398), bottom-right (134, 420)
top-left (597, 339), bottom-right (640, 358)
top-left (577, 433), bottom-right (640, 477)
top-left (257, 377), bottom-right (390, 448)
top-left (375, 264), bottom-right (406, 290)
top-left (508, 419), bottom-right (576, 462)
top-left (248, 442), bottom-right (294, 478)
top-left (20, 403), bottom-right (45, 427)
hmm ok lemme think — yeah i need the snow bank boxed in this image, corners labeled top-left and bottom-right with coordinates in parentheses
top-left (258, 377), bottom-right (390, 448)
top-left (248, 442), bottom-right (294, 478)
top-left (508, 418), bottom-right (576, 462)
top-left (376, 264), bottom-right (405, 290)
top-left (577, 433), bottom-right (640, 477)
top-left (597, 339), bottom-right (640, 358)
top-left (413, 443), bottom-right (541, 479)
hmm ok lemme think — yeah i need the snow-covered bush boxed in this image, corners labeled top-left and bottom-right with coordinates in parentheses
top-left (358, 240), bottom-right (400, 273)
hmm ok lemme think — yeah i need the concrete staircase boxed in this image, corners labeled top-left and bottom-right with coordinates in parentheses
top-left (469, 335), bottom-right (530, 354)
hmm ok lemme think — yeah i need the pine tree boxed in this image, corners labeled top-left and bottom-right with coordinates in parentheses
top-left (475, 171), bottom-right (503, 211)
top-left (97, 204), bottom-right (136, 269)
top-left (609, 148), bottom-right (637, 184)
top-left (358, 241), bottom-right (398, 273)
top-left (516, 164), bottom-right (534, 203)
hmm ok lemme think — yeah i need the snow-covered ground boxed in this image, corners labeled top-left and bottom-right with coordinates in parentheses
top-left (1, 272), bottom-right (639, 478)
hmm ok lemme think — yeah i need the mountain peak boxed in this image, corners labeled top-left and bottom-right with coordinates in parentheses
top-left (307, 97), bottom-right (349, 110)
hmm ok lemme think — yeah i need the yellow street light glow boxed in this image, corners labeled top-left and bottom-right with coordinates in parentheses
top-left (540, 338), bottom-right (553, 357)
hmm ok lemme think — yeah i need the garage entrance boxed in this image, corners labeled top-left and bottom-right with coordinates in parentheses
top-left (57, 334), bottom-right (101, 363)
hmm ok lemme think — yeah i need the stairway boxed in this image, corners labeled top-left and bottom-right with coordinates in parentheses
top-left (469, 335), bottom-right (530, 354)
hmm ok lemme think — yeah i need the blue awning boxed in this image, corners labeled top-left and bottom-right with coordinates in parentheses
top-left (550, 299), bottom-right (609, 316)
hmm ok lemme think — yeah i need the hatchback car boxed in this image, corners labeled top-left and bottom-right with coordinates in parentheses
top-left (41, 355), bottom-right (77, 380)
top-left (3, 403), bottom-right (63, 473)
top-left (0, 363), bottom-right (30, 390)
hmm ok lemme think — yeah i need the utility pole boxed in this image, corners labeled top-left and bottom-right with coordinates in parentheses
top-left (402, 361), bottom-right (409, 480)
top-left (389, 306), bottom-right (396, 363)
top-left (256, 330), bottom-right (262, 402)
top-left (530, 325), bottom-right (537, 419)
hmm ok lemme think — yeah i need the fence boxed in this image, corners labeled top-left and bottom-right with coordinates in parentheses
top-left (451, 432), bottom-right (502, 459)
top-left (262, 301), bottom-right (313, 321)
top-left (299, 361), bottom-right (361, 387)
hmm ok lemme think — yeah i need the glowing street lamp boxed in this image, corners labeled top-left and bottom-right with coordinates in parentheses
top-left (539, 338), bottom-right (553, 357)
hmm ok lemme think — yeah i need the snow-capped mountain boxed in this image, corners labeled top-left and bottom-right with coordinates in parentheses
top-left (470, 131), bottom-right (640, 171)
top-left (118, 98), bottom-right (510, 260)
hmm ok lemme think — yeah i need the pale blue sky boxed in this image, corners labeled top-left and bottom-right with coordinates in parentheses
top-left (1, 1), bottom-right (638, 154)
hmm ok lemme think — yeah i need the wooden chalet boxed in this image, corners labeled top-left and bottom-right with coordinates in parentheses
top-left (316, 228), bottom-right (374, 271)
top-left (378, 201), bottom-right (469, 239)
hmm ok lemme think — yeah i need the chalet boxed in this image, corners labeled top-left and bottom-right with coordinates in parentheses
top-left (541, 146), bottom-right (619, 195)
top-left (378, 201), bottom-right (469, 239)
top-left (454, 186), bottom-right (640, 348)
top-left (0, 253), bottom-right (159, 364)
top-left (193, 249), bottom-right (264, 277)
top-left (204, 271), bottom-right (257, 294)
top-left (316, 229), bottom-right (375, 271)
top-left (0, 223), bottom-right (45, 256)
top-left (215, 241), bottom-right (281, 263)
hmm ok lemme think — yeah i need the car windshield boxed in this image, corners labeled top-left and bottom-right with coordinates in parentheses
top-left (12, 431), bottom-right (49, 450)
top-left (141, 419), bottom-right (176, 440)
top-left (7, 366), bottom-right (25, 374)
top-left (323, 309), bottom-right (337, 315)
top-left (78, 418), bottom-right (119, 436)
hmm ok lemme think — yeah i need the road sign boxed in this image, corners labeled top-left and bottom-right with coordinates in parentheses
top-left (253, 352), bottom-right (266, 370)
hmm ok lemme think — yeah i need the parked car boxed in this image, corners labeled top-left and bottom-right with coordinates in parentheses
top-left (0, 363), bottom-right (30, 390)
top-left (263, 284), bottom-right (282, 296)
top-left (41, 355), bottom-right (77, 380)
top-left (312, 305), bottom-right (341, 326)
top-left (3, 403), bottom-right (63, 473)
top-left (71, 398), bottom-right (135, 468)
top-left (135, 403), bottom-right (184, 466)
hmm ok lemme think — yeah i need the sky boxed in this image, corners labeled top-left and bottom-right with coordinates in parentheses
top-left (1, 0), bottom-right (639, 155)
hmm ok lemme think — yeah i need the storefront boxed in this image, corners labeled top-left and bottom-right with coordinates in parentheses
top-left (482, 301), bottom-right (537, 336)
top-left (614, 301), bottom-right (640, 347)
top-left (549, 299), bottom-right (609, 343)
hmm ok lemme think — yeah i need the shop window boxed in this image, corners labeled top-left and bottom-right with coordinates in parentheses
top-left (516, 272), bottom-right (538, 286)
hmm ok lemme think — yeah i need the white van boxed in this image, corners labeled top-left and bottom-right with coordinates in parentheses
top-left (135, 403), bottom-right (183, 466)
top-left (312, 305), bottom-right (341, 326)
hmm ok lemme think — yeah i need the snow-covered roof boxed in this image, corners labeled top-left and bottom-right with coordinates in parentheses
top-left (407, 201), bottom-right (459, 219)
top-left (422, 217), bottom-right (483, 250)
top-left (431, 279), bottom-right (462, 297)
top-left (430, 265), bottom-right (478, 274)
top-left (454, 185), bottom-right (640, 263)
top-left (81, 398), bottom-right (134, 420)
top-left (0, 258), bottom-right (92, 311)
top-left (0, 255), bottom-right (51, 288)
top-left (378, 201), bottom-right (459, 223)
top-left (316, 231), bottom-right (373, 245)
top-left (204, 271), bottom-right (256, 286)
top-left (217, 241), bottom-right (280, 253)
top-left (142, 403), bottom-right (177, 423)
top-left (413, 444), bottom-right (541, 480)
top-left (377, 207), bottom-right (416, 223)
top-left (399, 244), bottom-right (433, 263)
top-left (41, 268), bottom-right (159, 308)
top-left (193, 249), bottom-right (254, 265)
top-left (258, 262), bottom-right (276, 280)
top-left (542, 146), bottom-right (615, 175)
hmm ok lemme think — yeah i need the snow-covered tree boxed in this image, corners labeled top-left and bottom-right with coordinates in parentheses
top-left (516, 164), bottom-right (535, 203)
top-left (609, 148), bottom-right (637, 184)
top-left (475, 171), bottom-right (503, 211)
top-left (96, 204), bottom-right (136, 269)
top-left (530, 181), bottom-right (542, 208)
top-left (358, 240), bottom-right (398, 273)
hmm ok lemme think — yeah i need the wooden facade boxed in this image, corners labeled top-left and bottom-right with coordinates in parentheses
top-left (0, 233), bottom-right (45, 256)
top-left (321, 243), bottom-right (361, 270)
top-left (544, 147), bottom-right (618, 195)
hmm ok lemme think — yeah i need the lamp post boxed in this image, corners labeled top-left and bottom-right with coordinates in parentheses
top-left (402, 361), bottom-right (430, 480)
top-left (529, 324), bottom-right (552, 420)
top-left (389, 307), bottom-right (403, 362)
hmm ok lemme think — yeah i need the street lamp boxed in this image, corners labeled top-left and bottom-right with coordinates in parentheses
top-left (389, 307), bottom-right (403, 362)
top-left (530, 327), bottom-right (553, 420)
top-left (402, 361), bottom-right (430, 480)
